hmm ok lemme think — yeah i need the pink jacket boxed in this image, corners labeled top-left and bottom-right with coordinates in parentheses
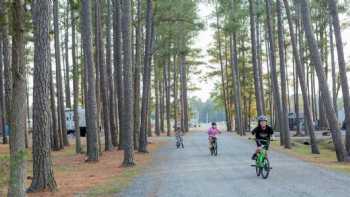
top-left (208, 127), bottom-right (220, 138)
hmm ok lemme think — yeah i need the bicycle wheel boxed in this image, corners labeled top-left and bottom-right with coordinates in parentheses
top-left (214, 142), bottom-right (218, 156)
top-left (261, 159), bottom-right (270, 179)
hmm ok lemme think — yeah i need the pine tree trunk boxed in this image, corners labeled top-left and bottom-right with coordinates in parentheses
top-left (139, 0), bottom-right (153, 153)
top-left (329, 15), bottom-right (338, 118)
top-left (0, 0), bottom-right (5, 145)
top-left (249, 0), bottom-right (264, 116)
top-left (50, 49), bottom-right (61, 151)
top-left (28, 0), bottom-right (58, 191)
top-left (256, 6), bottom-right (265, 112)
top-left (160, 80), bottom-right (165, 132)
top-left (180, 54), bottom-right (189, 133)
top-left (230, 33), bottom-right (243, 135)
top-left (81, 0), bottom-right (99, 162)
top-left (25, 78), bottom-right (29, 149)
top-left (0, 40), bottom-right (3, 143)
top-left (64, 3), bottom-right (71, 109)
top-left (165, 60), bottom-right (171, 136)
top-left (276, 0), bottom-right (291, 148)
top-left (8, 1), bottom-right (27, 196)
top-left (121, 0), bottom-right (135, 166)
top-left (113, 0), bottom-right (124, 150)
top-left (54, 0), bottom-right (69, 146)
top-left (328, 0), bottom-right (350, 155)
top-left (0, 0), bottom-right (9, 145)
top-left (106, 0), bottom-right (118, 148)
top-left (93, 0), bottom-right (102, 156)
top-left (155, 70), bottom-right (160, 136)
top-left (300, 0), bottom-right (345, 161)
top-left (284, 0), bottom-right (318, 152)
top-left (173, 54), bottom-right (178, 129)
top-left (215, 3), bottom-right (231, 131)
top-left (133, 0), bottom-right (142, 150)
top-left (265, 0), bottom-right (285, 147)
top-left (71, 2), bottom-right (81, 154)
top-left (0, 40), bottom-right (4, 145)
top-left (95, 0), bottom-right (112, 151)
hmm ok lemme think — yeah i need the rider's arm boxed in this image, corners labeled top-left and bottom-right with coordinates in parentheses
top-left (252, 127), bottom-right (257, 136)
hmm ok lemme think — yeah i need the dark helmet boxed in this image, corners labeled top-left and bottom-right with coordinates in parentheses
top-left (257, 115), bottom-right (267, 122)
top-left (211, 122), bottom-right (217, 126)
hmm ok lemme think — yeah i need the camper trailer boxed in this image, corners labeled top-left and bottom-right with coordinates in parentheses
top-left (65, 107), bottom-right (87, 136)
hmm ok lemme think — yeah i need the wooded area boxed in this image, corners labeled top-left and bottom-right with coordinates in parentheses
top-left (1, 0), bottom-right (350, 195)
top-left (208, 0), bottom-right (350, 163)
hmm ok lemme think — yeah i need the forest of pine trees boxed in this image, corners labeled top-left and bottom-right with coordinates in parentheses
top-left (0, 0), bottom-right (201, 195)
top-left (1, 0), bottom-right (350, 195)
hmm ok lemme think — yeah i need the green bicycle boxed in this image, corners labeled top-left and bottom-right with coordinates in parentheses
top-left (253, 139), bottom-right (271, 179)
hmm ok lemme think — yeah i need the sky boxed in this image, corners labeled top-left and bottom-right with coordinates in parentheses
top-left (189, 2), bottom-right (217, 102)
top-left (189, 2), bottom-right (350, 103)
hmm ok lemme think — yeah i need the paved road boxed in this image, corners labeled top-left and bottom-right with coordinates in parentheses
top-left (119, 131), bottom-right (350, 197)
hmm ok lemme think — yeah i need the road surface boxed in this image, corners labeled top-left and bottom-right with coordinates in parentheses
top-left (118, 131), bottom-right (350, 197)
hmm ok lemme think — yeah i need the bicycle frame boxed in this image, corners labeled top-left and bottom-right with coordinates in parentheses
top-left (256, 148), bottom-right (267, 167)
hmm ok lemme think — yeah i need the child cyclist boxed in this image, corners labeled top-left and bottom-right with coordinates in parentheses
top-left (251, 115), bottom-right (273, 160)
top-left (208, 122), bottom-right (220, 149)
top-left (175, 127), bottom-right (184, 148)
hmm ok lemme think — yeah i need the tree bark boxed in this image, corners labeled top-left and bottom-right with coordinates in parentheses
top-left (139, 0), bottom-right (153, 153)
top-left (64, 2), bottom-right (71, 109)
top-left (215, 3), bottom-right (231, 131)
top-left (0, 0), bottom-right (6, 145)
top-left (160, 79), bottom-right (165, 132)
top-left (133, 0), bottom-right (141, 150)
top-left (164, 59), bottom-right (171, 136)
top-left (8, 0), bottom-right (27, 196)
top-left (71, 2), bottom-right (81, 154)
top-left (276, 0), bottom-right (291, 148)
top-left (180, 54), bottom-right (189, 133)
top-left (265, 0), bottom-right (285, 147)
top-left (121, 0), bottom-right (135, 166)
top-left (328, 0), bottom-right (350, 155)
top-left (113, 0), bottom-right (124, 150)
top-left (81, 0), bottom-right (99, 162)
top-left (300, 0), bottom-right (345, 161)
top-left (54, 0), bottom-right (69, 146)
top-left (249, 0), bottom-right (264, 116)
top-left (173, 54), bottom-right (178, 129)
top-left (0, 0), bottom-right (10, 145)
top-left (0, 37), bottom-right (4, 144)
top-left (28, 0), bottom-right (58, 191)
top-left (230, 33), bottom-right (243, 135)
top-left (95, 0), bottom-right (112, 151)
top-left (329, 15), bottom-right (338, 119)
top-left (106, 0), bottom-right (118, 148)
top-left (155, 69), bottom-right (160, 136)
top-left (50, 47), bottom-right (61, 151)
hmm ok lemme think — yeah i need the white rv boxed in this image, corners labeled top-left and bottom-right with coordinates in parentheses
top-left (65, 107), bottom-right (87, 136)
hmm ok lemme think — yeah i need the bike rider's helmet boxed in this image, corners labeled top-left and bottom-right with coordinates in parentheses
top-left (211, 122), bottom-right (217, 126)
top-left (257, 115), bottom-right (267, 122)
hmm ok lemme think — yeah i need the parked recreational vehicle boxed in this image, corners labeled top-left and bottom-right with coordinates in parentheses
top-left (65, 107), bottom-right (87, 136)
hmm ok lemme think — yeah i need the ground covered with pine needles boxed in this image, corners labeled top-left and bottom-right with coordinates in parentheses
top-left (0, 136), bottom-right (165, 197)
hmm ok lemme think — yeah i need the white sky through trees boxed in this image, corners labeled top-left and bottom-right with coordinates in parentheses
top-left (190, 1), bottom-right (350, 102)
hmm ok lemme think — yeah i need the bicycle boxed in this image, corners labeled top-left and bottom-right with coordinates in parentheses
top-left (176, 135), bottom-right (184, 149)
top-left (252, 139), bottom-right (271, 179)
top-left (209, 137), bottom-right (218, 156)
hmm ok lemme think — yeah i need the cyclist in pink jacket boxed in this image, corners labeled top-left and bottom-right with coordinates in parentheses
top-left (208, 122), bottom-right (220, 148)
top-left (208, 122), bottom-right (220, 138)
